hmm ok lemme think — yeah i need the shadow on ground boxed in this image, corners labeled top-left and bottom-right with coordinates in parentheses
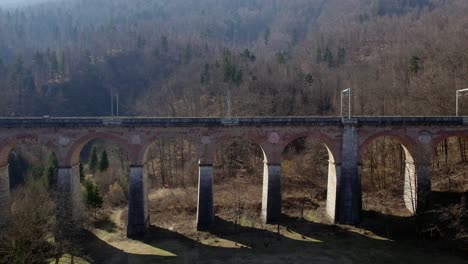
top-left (81, 210), bottom-right (468, 264)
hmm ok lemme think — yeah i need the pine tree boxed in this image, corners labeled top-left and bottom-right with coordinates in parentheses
top-left (79, 163), bottom-right (85, 182)
top-left (83, 180), bottom-right (103, 219)
top-left (316, 47), bottom-right (322, 63)
top-left (88, 146), bottom-right (98, 173)
top-left (337, 47), bottom-right (346, 66)
top-left (43, 152), bottom-right (58, 189)
top-left (263, 27), bottom-right (270, 45)
top-left (92, 185), bottom-right (103, 218)
top-left (323, 47), bottom-right (334, 67)
top-left (409, 55), bottom-right (422, 74)
top-left (98, 150), bottom-right (109, 172)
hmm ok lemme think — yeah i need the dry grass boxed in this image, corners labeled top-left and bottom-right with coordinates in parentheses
top-left (80, 181), bottom-right (468, 264)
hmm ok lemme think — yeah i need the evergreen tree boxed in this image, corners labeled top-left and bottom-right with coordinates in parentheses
top-left (263, 27), bottom-right (270, 45)
top-left (337, 47), bottom-right (346, 66)
top-left (276, 51), bottom-right (288, 64)
top-left (83, 180), bottom-right (103, 219)
top-left (316, 47), bottom-right (322, 63)
top-left (98, 150), bottom-right (109, 172)
top-left (43, 152), bottom-right (58, 189)
top-left (323, 47), bottom-right (334, 67)
top-left (409, 55), bottom-right (422, 74)
top-left (136, 35), bottom-right (147, 49)
top-left (79, 163), bottom-right (85, 183)
top-left (161, 35), bottom-right (169, 52)
top-left (88, 146), bottom-right (98, 173)
top-left (200, 63), bottom-right (210, 84)
top-left (181, 44), bottom-right (192, 64)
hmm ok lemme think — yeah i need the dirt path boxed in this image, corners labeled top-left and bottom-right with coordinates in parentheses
top-left (90, 208), bottom-right (177, 258)
top-left (82, 188), bottom-right (468, 264)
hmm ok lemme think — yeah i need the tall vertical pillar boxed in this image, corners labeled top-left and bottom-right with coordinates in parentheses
top-left (326, 160), bottom-right (340, 221)
top-left (336, 124), bottom-right (361, 224)
top-left (56, 166), bottom-right (82, 238)
top-left (404, 144), bottom-right (432, 214)
top-left (197, 163), bottom-right (214, 230)
top-left (414, 161), bottom-right (432, 212)
top-left (127, 166), bottom-right (149, 237)
top-left (404, 159), bottom-right (417, 214)
top-left (0, 164), bottom-right (10, 225)
top-left (262, 161), bottom-right (281, 223)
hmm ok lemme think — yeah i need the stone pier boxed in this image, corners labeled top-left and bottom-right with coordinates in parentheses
top-left (0, 165), bottom-right (9, 225)
top-left (326, 160), bottom-right (340, 221)
top-left (127, 166), bottom-right (149, 237)
top-left (404, 159), bottom-right (417, 213)
top-left (56, 166), bottom-right (82, 238)
top-left (262, 162), bottom-right (281, 223)
top-left (197, 164), bottom-right (214, 230)
top-left (336, 125), bottom-right (361, 224)
top-left (413, 161), bottom-right (432, 213)
top-left (0, 116), bottom-right (464, 235)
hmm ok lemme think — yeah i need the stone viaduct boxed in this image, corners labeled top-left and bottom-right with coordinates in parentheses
top-left (0, 117), bottom-right (466, 237)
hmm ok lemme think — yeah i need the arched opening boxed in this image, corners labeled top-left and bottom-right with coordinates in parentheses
top-left (73, 137), bottom-right (131, 232)
top-left (432, 136), bottom-right (468, 193)
top-left (281, 136), bottom-right (335, 222)
top-left (7, 138), bottom-right (53, 190)
top-left (0, 137), bottom-right (57, 218)
top-left (142, 137), bottom-right (198, 231)
top-left (0, 137), bottom-right (57, 261)
top-left (429, 135), bottom-right (468, 247)
top-left (212, 137), bottom-right (264, 227)
top-left (360, 136), bottom-right (415, 217)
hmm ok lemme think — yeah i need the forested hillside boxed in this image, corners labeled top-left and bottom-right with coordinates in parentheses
top-left (0, 0), bottom-right (467, 117)
top-left (1, 1), bottom-right (467, 263)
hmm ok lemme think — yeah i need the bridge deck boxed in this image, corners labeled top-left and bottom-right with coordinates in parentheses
top-left (0, 116), bottom-right (465, 128)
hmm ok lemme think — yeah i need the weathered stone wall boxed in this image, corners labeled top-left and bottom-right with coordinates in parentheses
top-left (197, 165), bottom-right (214, 230)
top-left (261, 162), bottom-right (281, 223)
top-left (0, 165), bottom-right (9, 225)
top-left (127, 166), bottom-right (149, 237)
top-left (71, 164), bottom-right (82, 222)
top-left (404, 160), bottom-right (417, 213)
top-left (326, 161), bottom-right (339, 221)
top-left (0, 116), bottom-right (465, 236)
top-left (337, 125), bottom-right (361, 224)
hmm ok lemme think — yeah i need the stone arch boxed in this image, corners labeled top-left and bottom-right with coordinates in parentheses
top-left (211, 134), bottom-right (267, 181)
top-left (359, 132), bottom-right (418, 161)
top-left (359, 133), bottom-right (419, 214)
top-left (209, 134), bottom-right (273, 223)
top-left (0, 134), bottom-right (59, 224)
top-left (66, 132), bottom-right (134, 166)
top-left (280, 133), bottom-right (340, 221)
top-left (140, 135), bottom-right (199, 165)
top-left (140, 135), bottom-right (200, 188)
top-left (0, 134), bottom-right (52, 166)
top-left (281, 132), bottom-right (340, 164)
top-left (211, 135), bottom-right (268, 164)
top-left (431, 132), bottom-right (468, 193)
top-left (432, 131), bottom-right (468, 154)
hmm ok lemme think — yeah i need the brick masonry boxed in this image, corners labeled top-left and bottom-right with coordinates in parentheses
top-left (0, 117), bottom-right (466, 235)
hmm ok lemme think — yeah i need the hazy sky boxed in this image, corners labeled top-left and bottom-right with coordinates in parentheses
top-left (0, 0), bottom-right (55, 7)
